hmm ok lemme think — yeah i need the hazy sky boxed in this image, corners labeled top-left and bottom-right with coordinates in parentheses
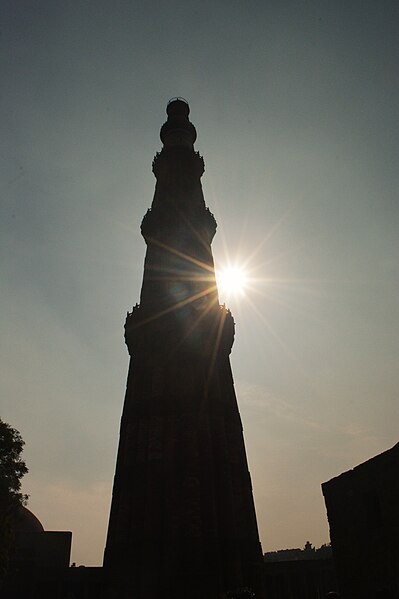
top-left (1, 1), bottom-right (398, 565)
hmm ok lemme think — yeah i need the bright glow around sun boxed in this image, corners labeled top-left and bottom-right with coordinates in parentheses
top-left (217, 266), bottom-right (249, 297)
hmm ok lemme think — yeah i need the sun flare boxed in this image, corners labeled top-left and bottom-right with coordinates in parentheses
top-left (216, 266), bottom-right (249, 298)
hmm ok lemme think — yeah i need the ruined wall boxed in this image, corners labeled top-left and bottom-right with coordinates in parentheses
top-left (322, 443), bottom-right (399, 599)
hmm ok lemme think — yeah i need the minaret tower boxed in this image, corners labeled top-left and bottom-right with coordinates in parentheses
top-left (104, 99), bottom-right (263, 598)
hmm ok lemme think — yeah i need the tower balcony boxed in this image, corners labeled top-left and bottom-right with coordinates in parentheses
top-left (124, 303), bottom-right (235, 357)
top-left (140, 205), bottom-right (217, 245)
top-left (152, 148), bottom-right (205, 182)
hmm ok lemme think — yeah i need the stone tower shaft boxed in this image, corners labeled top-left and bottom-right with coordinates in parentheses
top-left (140, 99), bottom-right (218, 315)
top-left (104, 99), bottom-right (263, 599)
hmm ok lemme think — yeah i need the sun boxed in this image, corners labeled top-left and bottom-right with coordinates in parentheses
top-left (216, 266), bottom-right (249, 298)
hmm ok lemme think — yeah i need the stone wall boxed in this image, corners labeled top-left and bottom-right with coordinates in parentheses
top-left (322, 443), bottom-right (399, 599)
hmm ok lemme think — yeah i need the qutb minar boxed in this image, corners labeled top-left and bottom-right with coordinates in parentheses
top-left (104, 99), bottom-right (263, 598)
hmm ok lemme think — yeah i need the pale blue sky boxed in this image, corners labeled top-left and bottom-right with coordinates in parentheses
top-left (1, 0), bottom-right (398, 564)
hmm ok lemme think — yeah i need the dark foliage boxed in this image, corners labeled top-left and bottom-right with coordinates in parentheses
top-left (0, 419), bottom-right (28, 508)
top-left (0, 419), bottom-right (29, 582)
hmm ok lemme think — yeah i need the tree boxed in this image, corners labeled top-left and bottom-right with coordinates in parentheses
top-left (0, 419), bottom-right (29, 582)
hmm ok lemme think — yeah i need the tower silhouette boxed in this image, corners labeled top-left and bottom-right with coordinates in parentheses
top-left (104, 99), bottom-right (263, 598)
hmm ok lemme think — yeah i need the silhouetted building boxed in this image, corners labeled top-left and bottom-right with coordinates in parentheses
top-left (2, 506), bottom-right (74, 599)
top-left (322, 442), bottom-right (399, 599)
top-left (263, 543), bottom-right (336, 599)
top-left (103, 99), bottom-right (263, 598)
top-left (263, 559), bottom-right (336, 599)
top-left (10, 507), bottom-right (72, 572)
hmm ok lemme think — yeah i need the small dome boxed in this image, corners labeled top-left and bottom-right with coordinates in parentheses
top-left (161, 98), bottom-right (196, 147)
top-left (166, 97), bottom-right (190, 118)
top-left (14, 506), bottom-right (44, 533)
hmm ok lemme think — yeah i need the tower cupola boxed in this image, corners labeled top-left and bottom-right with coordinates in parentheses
top-left (160, 97), bottom-right (197, 147)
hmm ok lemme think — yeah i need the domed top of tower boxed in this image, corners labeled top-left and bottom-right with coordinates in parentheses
top-left (160, 97), bottom-right (197, 147)
top-left (166, 97), bottom-right (190, 118)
